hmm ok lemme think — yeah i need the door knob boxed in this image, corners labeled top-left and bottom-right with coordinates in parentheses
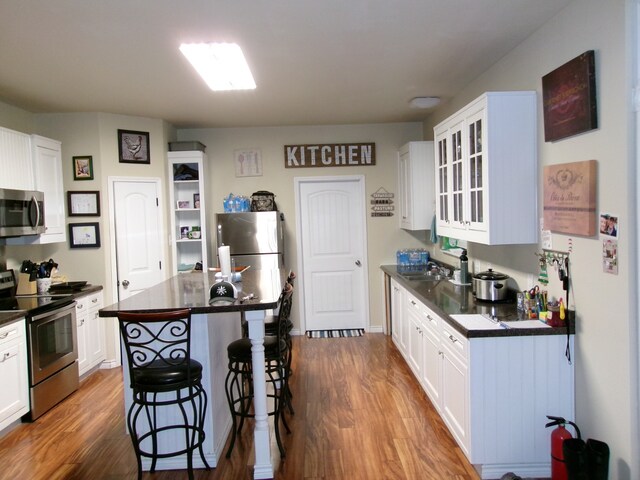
top-left (122, 279), bottom-right (130, 288)
top-left (355, 260), bottom-right (362, 266)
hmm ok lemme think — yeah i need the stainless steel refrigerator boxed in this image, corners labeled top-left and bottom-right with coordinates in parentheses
top-left (215, 211), bottom-right (284, 270)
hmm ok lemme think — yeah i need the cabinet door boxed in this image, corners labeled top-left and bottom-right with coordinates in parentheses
top-left (390, 279), bottom-right (404, 351)
top-left (406, 304), bottom-right (423, 377)
top-left (420, 312), bottom-right (441, 406)
top-left (398, 149), bottom-right (412, 229)
top-left (440, 336), bottom-right (469, 454)
top-left (32, 136), bottom-right (65, 241)
top-left (76, 310), bottom-right (88, 375)
top-left (0, 320), bottom-right (29, 431)
top-left (464, 108), bottom-right (487, 233)
top-left (434, 128), bottom-right (450, 228)
top-left (449, 119), bottom-right (465, 230)
top-left (0, 127), bottom-right (34, 191)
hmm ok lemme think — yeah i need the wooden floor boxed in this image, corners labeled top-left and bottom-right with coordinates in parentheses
top-left (0, 333), bottom-right (480, 480)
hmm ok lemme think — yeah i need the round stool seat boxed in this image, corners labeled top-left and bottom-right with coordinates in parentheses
top-left (227, 336), bottom-right (286, 361)
top-left (133, 359), bottom-right (203, 391)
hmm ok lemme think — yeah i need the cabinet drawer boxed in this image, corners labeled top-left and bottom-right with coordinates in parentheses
top-left (441, 323), bottom-right (467, 362)
top-left (76, 291), bottom-right (103, 313)
top-left (420, 305), bottom-right (440, 334)
top-left (0, 319), bottom-right (24, 347)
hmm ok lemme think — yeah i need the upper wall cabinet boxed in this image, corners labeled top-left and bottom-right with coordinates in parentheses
top-left (6, 134), bottom-right (66, 245)
top-left (398, 141), bottom-right (434, 231)
top-left (434, 92), bottom-right (537, 245)
top-left (0, 127), bottom-right (34, 191)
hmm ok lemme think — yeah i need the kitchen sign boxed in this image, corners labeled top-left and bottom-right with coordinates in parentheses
top-left (284, 143), bottom-right (376, 168)
top-left (543, 159), bottom-right (597, 236)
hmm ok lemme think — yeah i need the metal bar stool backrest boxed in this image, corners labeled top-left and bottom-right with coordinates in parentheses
top-left (118, 309), bottom-right (199, 392)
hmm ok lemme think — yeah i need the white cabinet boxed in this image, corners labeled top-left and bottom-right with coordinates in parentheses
top-left (395, 284), bottom-right (574, 478)
top-left (390, 278), bottom-right (406, 355)
top-left (76, 291), bottom-right (105, 376)
top-left (5, 134), bottom-right (66, 245)
top-left (406, 292), bottom-right (424, 378)
top-left (434, 92), bottom-right (537, 245)
top-left (398, 141), bottom-right (434, 230)
top-left (168, 151), bottom-right (209, 273)
top-left (0, 127), bottom-right (34, 191)
top-left (0, 318), bottom-right (29, 431)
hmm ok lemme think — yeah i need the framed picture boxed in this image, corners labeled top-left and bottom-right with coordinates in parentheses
top-left (194, 193), bottom-right (200, 209)
top-left (69, 222), bottom-right (101, 248)
top-left (73, 156), bottom-right (94, 180)
top-left (234, 148), bottom-right (263, 177)
top-left (67, 191), bottom-right (100, 216)
top-left (542, 50), bottom-right (597, 142)
top-left (177, 200), bottom-right (190, 209)
top-left (543, 159), bottom-right (597, 236)
top-left (118, 129), bottom-right (150, 164)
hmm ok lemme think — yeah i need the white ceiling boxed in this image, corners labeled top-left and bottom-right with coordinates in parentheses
top-left (0, 0), bottom-right (571, 129)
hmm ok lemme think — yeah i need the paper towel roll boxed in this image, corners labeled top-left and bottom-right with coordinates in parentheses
top-left (218, 245), bottom-right (231, 279)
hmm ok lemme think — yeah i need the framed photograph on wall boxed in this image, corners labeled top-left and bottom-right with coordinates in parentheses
top-left (67, 190), bottom-right (100, 216)
top-left (73, 156), bottom-right (94, 180)
top-left (118, 129), bottom-right (150, 164)
top-left (69, 222), bottom-right (101, 248)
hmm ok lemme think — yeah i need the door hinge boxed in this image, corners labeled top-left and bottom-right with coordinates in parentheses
top-left (159, 260), bottom-right (162, 270)
top-left (156, 197), bottom-right (159, 206)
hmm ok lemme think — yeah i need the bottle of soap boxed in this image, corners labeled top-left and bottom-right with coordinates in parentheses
top-left (459, 249), bottom-right (469, 284)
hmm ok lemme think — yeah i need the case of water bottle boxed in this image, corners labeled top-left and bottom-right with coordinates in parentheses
top-left (396, 248), bottom-right (429, 273)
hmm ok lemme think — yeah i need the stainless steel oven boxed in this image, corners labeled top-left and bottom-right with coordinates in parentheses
top-left (25, 301), bottom-right (79, 421)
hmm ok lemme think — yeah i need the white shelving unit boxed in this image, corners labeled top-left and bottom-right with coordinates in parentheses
top-left (168, 151), bottom-right (209, 273)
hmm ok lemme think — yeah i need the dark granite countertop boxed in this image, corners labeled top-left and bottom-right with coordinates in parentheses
top-left (381, 265), bottom-right (574, 338)
top-left (99, 269), bottom-right (285, 317)
top-left (0, 285), bottom-right (104, 328)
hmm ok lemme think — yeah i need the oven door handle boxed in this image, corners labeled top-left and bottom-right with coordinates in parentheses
top-left (30, 301), bottom-right (77, 322)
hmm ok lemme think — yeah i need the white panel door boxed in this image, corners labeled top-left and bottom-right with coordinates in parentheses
top-left (113, 180), bottom-right (164, 300)
top-left (297, 176), bottom-right (368, 331)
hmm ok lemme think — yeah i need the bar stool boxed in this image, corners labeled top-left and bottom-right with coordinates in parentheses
top-left (117, 309), bottom-right (210, 480)
top-left (224, 284), bottom-right (294, 459)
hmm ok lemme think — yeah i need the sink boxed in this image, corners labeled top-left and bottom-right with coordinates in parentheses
top-left (398, 271), bottom-right (444, 281)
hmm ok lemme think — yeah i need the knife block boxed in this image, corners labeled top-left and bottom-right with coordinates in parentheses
top-left (16, 273), bottom-right (37, 295)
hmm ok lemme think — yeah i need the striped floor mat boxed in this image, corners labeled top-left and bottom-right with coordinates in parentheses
top-left (306, 329), bottom-right (365, 338)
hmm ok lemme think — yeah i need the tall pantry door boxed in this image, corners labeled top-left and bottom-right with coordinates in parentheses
top-left (295, 175), bottom-right (369, 332)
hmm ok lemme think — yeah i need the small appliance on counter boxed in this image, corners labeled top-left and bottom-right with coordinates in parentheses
top-left (472, 268), bottom-right (510, 302)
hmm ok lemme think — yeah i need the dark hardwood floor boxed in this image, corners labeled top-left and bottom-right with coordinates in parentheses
top-left (0, 334), bottom-right (479, 480)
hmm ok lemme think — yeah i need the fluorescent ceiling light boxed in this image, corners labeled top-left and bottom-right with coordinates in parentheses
top-left (179, 43), bottom-right (256, 91)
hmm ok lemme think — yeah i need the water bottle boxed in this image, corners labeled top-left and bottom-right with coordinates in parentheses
top-left (460, 249), bottom-right (469, 284)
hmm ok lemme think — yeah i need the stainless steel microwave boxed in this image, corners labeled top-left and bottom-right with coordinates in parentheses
top-left (0, 188), bottom-right (45, 237)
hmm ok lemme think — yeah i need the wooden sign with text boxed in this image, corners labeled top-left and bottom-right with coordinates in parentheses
top-left (543, 159), bottom-right (597, 236)
top-left (284, 143), bottom-right (376, 168)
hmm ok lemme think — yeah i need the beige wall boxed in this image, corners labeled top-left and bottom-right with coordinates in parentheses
top-left (424, 0), bottom-right (636, 477)
top-left (178, 123), bottom-right (427, 331)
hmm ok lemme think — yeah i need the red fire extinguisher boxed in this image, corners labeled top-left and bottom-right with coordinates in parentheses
top-left (545, 415), bottom-right (582, 480)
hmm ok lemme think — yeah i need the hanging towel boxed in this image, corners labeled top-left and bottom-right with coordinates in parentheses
top-left (429, 214), bottom-right (438, 244)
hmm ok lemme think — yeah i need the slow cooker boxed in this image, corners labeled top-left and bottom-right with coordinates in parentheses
top-left (472, 268), bottom-right (510, 302)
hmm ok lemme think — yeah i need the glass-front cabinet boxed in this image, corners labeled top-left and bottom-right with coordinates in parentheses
top-left (433, 91), bottom-right (537, 245)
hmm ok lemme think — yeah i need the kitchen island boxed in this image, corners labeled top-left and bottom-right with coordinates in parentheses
top-left (381, 265), bottom-right (575, 479)
top-left (99, 269), bottom-right (286, 480)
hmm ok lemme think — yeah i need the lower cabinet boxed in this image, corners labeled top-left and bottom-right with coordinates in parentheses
top-left (0, 318), bottom-right (29, 431)
top-left (76, 291), bottom-right (105, 376)
top-left (391, 280), bottom-right (574, 479)
top-left (390, 278), bottom-right (406, 355)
